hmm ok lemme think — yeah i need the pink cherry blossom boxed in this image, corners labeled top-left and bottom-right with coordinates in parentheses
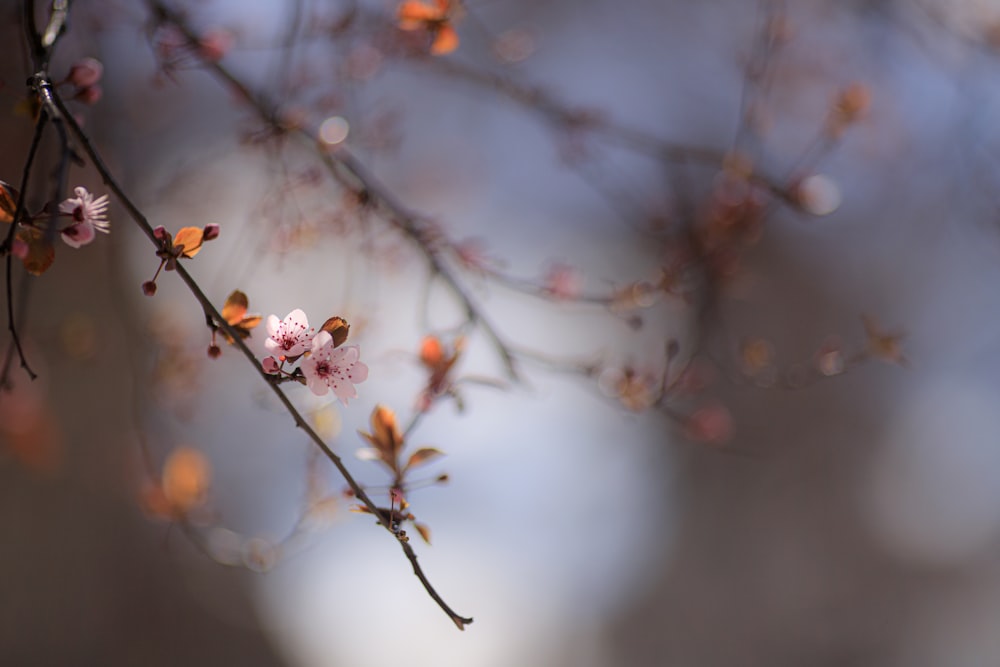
top-left (265, 309), bottom-right (314, 358)
top-left (301, 331), bottom-right (369, 403)
top-left (59, 187), bottom-right (110, 248)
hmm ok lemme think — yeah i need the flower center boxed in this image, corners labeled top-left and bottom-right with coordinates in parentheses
top-left (73, 205), bottom-right (85, 222)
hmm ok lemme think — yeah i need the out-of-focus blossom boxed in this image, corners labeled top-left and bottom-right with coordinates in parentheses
top-left (683, 404), bottom-right (733, 444)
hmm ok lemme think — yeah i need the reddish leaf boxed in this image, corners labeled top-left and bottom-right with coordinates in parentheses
top-left (405, 447), bottom-right (445, 471)
top-left (0, 180), bottom-right (20, 223)
top-left (358, 405), bottom-right (404, 468)
top-left (15, 227), bottom-right (54, 276)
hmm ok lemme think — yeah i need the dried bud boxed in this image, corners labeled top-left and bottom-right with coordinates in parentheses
top-left (202, 223), bottom-right (221, 240)
top-left (141, 280), bottom-right (157, 296)
top-left (207, 344), bottom-right (222, 359)
top-left (67, 58), bottom-right (103, 88)
top-left (153, 226), bottom-right (171, 244)
top-left (320, 316), bottom-right (350, 347)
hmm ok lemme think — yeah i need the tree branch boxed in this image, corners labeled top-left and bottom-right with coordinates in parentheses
top-left (50, 83), bottom-right (473, 631)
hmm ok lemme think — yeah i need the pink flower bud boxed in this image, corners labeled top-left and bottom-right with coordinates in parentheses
top-left (74, 85), bottom-right (102, 105)
top-left (141, 280), bottom-right (157, 296)
top-left (67, 58), bottom-right (103, 88)
top-left (202, 223), bottom-right (220, 240)
top-left (261, 356), bottom-right (280, 374)
top-left (153, 226), bottom-right (170, 243)
top-left (11, 238), bottom-right (28, 260)
top-left (683, 404), bottom-right (733, 445)
top-left (198, 30), bottom-right (234, 62)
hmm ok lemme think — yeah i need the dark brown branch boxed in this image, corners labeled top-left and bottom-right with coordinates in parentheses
top-left (51, 84), bottom-right (473, 631)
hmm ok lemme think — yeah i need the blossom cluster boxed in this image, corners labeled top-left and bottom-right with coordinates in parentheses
top-left (3, 184), bottom-right (112, 276)
top-left (261, 309), bottom-right (369, 404)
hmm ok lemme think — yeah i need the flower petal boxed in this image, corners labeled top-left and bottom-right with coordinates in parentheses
top-left (266, 314), bottom-right (281, 338)
top-left (61, 222), bottom-right (96, 248)
top-left (348, 361), bottom-right (369, 383)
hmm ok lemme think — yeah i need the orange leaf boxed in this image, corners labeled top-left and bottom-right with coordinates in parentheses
top-left (359, 405), bottom-right (404, 468)
top-left (222, 290), bottom-right (249, 323)
top-left (15, 227), bottom-right (54, 276)
top-left (405, 447), bottom-right (445, 471)
top-left (414, 522), bottom-right (432, 545)
top-left (162, 446), bottom-right (211, 514)
top-left (420, 335), bottom-right (444, 367)
top-left (220, 290), bottom-right (262, 343)
top-left (237, 314), bottom-right (263, 332)
top-left (173, 226), bottom-right (204, 258)
top-left (398, 0), bottom-right (443, 27)
top-left (0, 180), bottom-right (20, 223)
top-left (431, 24), bottom-right (459, 54)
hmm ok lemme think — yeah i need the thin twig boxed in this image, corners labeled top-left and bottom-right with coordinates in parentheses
top-left (51, 84), bottom-right (473, 630)
top-left (149, 0), bottom-right (520, 383)
top-left (1, 113), bottom-right (46, 386)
